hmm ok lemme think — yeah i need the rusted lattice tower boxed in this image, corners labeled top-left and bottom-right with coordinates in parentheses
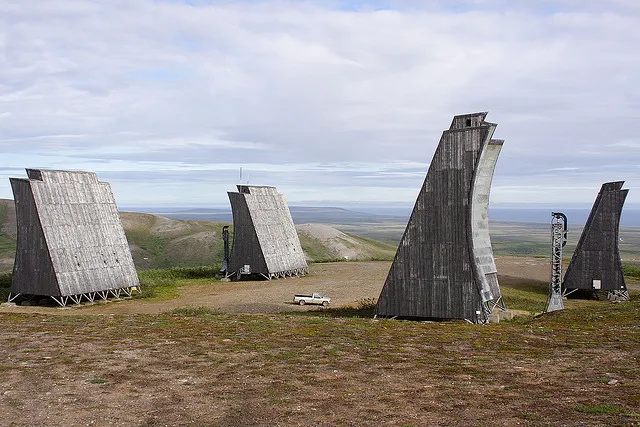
top-left (376, 112), bottom-right (506, 323)
top-left (226, 185), bottom-right (307, 280)
top-left (546, 212), bottom-right (568, 312)
top-left (9, 169), bottom-right (140, 306)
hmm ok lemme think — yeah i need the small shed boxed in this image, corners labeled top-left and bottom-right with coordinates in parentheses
top-left (9, 169), bottom-right (139, 305)
top-left (375, 113), bottom-right (506, 323)
top-left (226, 185), bottom-right (308, 280)
top-left (563, 181), bottom-right (629, 299)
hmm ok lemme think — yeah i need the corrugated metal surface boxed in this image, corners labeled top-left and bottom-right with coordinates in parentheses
top-left (470, 139), bottom-right (503, 302)
top-left (228, 185), bottom-right (307, 278)
top-left (563, 182), bottom-right (628, 292)
top-left (376, 113), bottom-right (504, 321)
top-left (11, 169), bottom-right (139, 297)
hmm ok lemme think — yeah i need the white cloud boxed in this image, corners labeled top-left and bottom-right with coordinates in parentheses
top-left (0, 0), bottom-right (639, 207)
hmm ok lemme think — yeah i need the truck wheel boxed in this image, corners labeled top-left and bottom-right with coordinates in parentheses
top-left (299, 300), bottom-right (305, 306)
top-left (322, 301), bottom-right (328, 307)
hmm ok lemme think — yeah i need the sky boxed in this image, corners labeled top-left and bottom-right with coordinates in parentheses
top-left (1, 0), bottom-right (639, 208)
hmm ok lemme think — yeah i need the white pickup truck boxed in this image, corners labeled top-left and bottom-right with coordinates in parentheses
top-left (293, 293), bottom-right (331, 306)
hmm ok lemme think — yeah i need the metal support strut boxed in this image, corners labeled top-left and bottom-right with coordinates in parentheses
top-left (220, 225), bottom-right (230, 275)
top-left (546, 212), bottom-right (567, 312)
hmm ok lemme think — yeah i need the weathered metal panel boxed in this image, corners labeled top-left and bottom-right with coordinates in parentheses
top-left (470, 139), bottom-right (503, 302)
top-left (10, 169), bottom-right (140, 297)
top-left (563, 182), bottom-right (628, 292)
top-left (10, 178), bottom-right (61, 296)
top-left (227, 191), bottom-right (268, 276)
top-left (228, 185), bottom-right (307, 279)
top-left (376, 113), bottom-right (504, 321)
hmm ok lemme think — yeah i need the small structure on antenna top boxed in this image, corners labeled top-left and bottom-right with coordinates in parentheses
top-left (546, 212), bottom-right (567, 312)
top-left (223, 185), bottom-right (308, 280)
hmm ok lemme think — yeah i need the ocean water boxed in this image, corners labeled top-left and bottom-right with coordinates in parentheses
top-left (488, 208), bottom-right (640, 227)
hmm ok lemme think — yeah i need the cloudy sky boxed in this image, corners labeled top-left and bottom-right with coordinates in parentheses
top-left (1, 0), bottom-right (639, 208)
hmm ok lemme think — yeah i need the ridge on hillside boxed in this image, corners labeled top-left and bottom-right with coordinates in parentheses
top-left (296, 223), bottom-right (396, 261)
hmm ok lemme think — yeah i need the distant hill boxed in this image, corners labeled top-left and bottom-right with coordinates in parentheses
top-left (145, 205), bottom-right (407, 225)
top-left (119, 211), bottom-right (228, 270)
top-left (0, 199), bottom-right (396, 272)
top-left (297, 223), bottom-right (396, 261)
top-left (2, 198), bottom-right (639, 272)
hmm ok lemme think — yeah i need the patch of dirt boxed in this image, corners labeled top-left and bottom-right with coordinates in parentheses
top-left (495, 256), bottom-right (550, 282)
top-left (1, 262), bottom-right (390, 316)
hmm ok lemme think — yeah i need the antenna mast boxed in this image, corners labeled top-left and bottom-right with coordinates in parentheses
top-left (546, 212), bottom-right (568, 312)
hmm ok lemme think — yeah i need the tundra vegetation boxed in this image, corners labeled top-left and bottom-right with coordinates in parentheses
top-left (0, 290), bottom-right (638, 425)
top-left (0, 201), bottom-right (638, 425)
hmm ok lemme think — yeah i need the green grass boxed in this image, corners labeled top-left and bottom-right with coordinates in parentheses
top-left (123, 216), bottom-right (230, 270)
top-left (346, 234), bottom-right (396, 259)
top-left (500, 281), bottom-right (548, 314)
top-left (575, 405), bottom-right (621, 414)
top-left (167, 306), bottom-right (222, 316)
top-left (136, 266), bottom-right (220, 300)
top-left (298, 233), bottom-right (341, 262)
top-left (517, 412), bottom-right (542, 421)
top-left (0, 272), bottom-right (11, 300)
top-left (623, 264), bottom-right (640, 278)
top-left (492, 241), bottom-right (548, 257)
top-left (0, 202), bottom-right (7, 225)
top-left (0, 202), bottom-right (16, 261)
top-left (0, 233), bottom-right (15, 258)
top-left (295, 298), bottom-right (378, 318)
top-left (3, 263), bottom-right (223, 302)
top-left (125, 228), bottom-right (171, 268)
